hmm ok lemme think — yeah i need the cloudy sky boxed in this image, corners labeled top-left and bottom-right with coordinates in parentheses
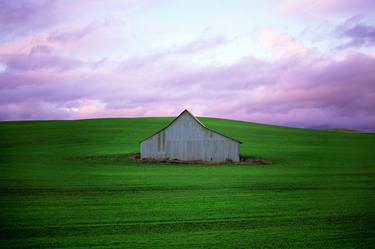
top-left (1, 0), bottom-right (375, 130)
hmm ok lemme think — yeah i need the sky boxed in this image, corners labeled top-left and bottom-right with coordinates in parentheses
top-left (0, 0), bottom-right (375, 130)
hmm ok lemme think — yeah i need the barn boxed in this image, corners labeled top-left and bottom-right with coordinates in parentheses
top-left (140, 109), bottom-right (241, 162)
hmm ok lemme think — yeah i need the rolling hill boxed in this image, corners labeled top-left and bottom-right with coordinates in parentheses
top-left (0, 117), bottom-right (374, 248)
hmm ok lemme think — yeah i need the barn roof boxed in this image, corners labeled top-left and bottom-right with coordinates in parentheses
top-left (139, 109), bottom-right (242, 144)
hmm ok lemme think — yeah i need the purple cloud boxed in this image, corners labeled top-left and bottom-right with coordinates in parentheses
top-left (279, 0), bottom-right (375, 15)
top-left (1, 1), bottom-right (374, 131)
top-left (171, 35), bottom-right (228, 54)
top-left (0, 0), bottom-right (58, 40)
top-left (1, 48), bottom-right (374, 130)
top-left (335, 16), bottom-right (375, 49)
top-left (0, 45), bottom-right (83, 72)
top-left (119, 34), bottom-right (228, 71)
top-left (48, 20), bottom-right (111, 43)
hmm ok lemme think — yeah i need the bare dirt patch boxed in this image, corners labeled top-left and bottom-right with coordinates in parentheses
top-left (129, 153), bottom-right (272, 165)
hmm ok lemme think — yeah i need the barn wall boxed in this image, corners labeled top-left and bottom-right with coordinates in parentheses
top-left (140, 112), bottom-right (240, 162)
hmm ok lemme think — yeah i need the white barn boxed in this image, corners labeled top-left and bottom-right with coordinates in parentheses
top-left (140, 110), bottom-right (241, 162)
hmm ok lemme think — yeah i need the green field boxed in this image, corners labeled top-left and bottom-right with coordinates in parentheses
top-left (1, 117), bottom-right (374, 248)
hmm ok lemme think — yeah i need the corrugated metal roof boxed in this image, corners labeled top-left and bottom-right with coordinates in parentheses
top-left (139, 109), bottom-right (242, 144)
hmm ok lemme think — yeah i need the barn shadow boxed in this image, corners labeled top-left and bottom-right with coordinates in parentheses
top-left (129, 152), bottom-right (272, 165)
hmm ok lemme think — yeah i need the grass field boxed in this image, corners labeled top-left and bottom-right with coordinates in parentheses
top-left (0, 117), bottom-right (374, 248)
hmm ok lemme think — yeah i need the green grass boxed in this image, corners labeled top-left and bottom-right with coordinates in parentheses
top-left (0, 117), bottom-right (374, 248)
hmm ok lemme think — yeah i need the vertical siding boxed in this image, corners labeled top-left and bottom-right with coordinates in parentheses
top-left (140, 112), bottom-right (240, 162)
